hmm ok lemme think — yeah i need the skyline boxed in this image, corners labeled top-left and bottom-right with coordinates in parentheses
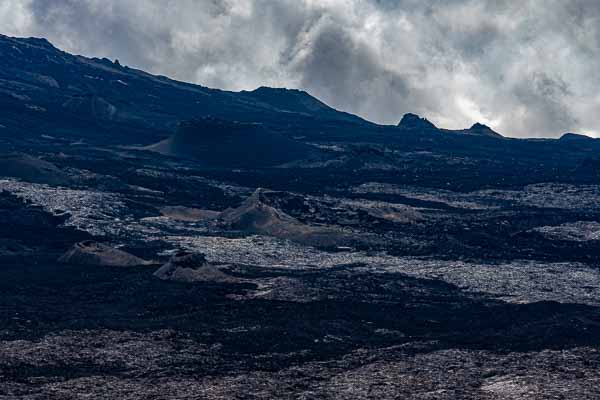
top-left (2, 0), bottom-right (599, 137)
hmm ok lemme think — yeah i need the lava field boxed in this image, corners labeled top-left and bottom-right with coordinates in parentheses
top-left (2, 34), bottom-right (600, 399)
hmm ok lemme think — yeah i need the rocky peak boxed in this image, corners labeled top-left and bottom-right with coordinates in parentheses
top-left (468, 122), bottom-right (503, 138)
top-left (398, 113), bottom-right (437, 130)
top-left (470, 122), bottom-right (491, 131)
top-left (560, 132), bottom-right (592, 141)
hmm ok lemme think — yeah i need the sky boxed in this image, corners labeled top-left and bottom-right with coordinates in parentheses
top-left (1, 0), bottom-right (599, 138)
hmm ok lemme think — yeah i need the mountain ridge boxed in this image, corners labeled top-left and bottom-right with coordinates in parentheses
top-left (1, 32), bottom-right (598, 177)
top-left (1, 34), bottom-right (591, 143)
top-left (0, 34), bottom-right (371, 145)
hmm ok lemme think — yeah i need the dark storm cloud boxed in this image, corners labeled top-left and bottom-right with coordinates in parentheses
top-left (2, 0), bottom-right (600, 137)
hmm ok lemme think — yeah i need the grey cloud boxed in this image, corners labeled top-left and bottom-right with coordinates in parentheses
top-left (28, 0), bottom-right (170, 69)
top-left (510, 74), bottom-right (576, 136)
top-left (290, 22), bottom-right (416, 123)
top-left (1, 0), bottom-right (600, 137)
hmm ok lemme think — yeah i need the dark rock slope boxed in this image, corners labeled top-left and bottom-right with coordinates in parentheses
top-left (0, 34), bottom-right (368, 145)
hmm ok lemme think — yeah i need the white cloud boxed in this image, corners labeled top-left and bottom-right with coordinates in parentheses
top-left (0, 0), bottom-right (33, 36)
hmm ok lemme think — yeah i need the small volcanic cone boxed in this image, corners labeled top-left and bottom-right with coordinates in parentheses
top-left (217, 188), bottom-right (351, 247)
top-left (147, 117), bottom-right (318, 168)
top-left (0, 153), bottom-right (70, 185)
top-left (218, 188), bottom-right (300, 235)
top-left (153, 251), bottom-right (237, 283)
top-left (59, 241), bottom-right (151, 267)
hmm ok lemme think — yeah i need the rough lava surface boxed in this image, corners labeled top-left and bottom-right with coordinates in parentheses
top-left (2, 35), bottom-right (600, 399)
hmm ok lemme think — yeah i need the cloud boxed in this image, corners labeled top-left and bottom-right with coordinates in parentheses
top-left (1, 0), bottom-right (600, 137)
